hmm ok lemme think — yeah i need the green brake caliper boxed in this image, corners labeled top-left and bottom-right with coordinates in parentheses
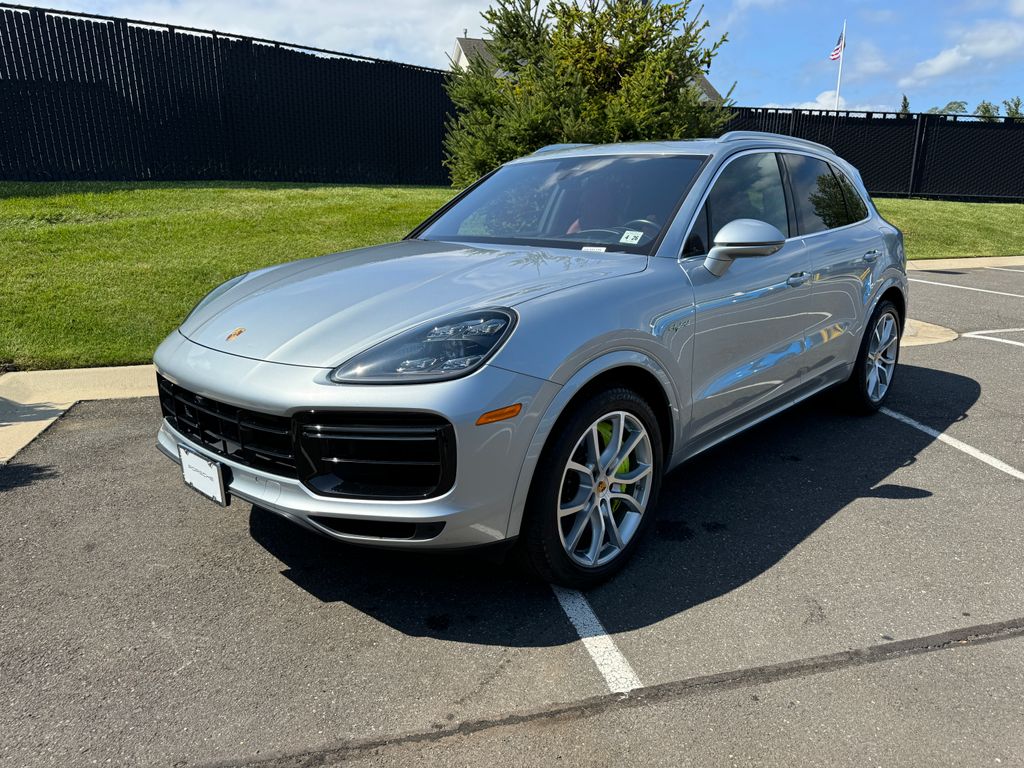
top-left (597, 420), bottom-right (631, 512)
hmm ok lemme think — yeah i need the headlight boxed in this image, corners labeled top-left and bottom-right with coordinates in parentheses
top-left (330, 309), bottom-right (517, 384)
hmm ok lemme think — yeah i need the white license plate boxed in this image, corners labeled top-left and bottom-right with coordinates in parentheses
top-left (178, 445), bottom-right (228, 506)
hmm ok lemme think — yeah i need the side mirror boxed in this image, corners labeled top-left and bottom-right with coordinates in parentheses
top-left (704, 218), bottom-right (787, 277)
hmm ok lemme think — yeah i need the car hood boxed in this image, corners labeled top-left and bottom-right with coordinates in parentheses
top-left (180, 239), bottom-right (646, 368)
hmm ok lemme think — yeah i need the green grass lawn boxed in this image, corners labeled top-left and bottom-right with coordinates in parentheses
top-left (874, 198), bottom-right (1024, 262)
top-left (1, 182), bottom-right (1021, 371)
top-left (0, 182), bottom-right (453, 370)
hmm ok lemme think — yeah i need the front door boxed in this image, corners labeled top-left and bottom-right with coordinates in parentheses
top-left (680, 151), bottom-right (817, 439)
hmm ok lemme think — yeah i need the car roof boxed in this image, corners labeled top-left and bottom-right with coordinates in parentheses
top-left (512, 131), bottom-right (834, 164)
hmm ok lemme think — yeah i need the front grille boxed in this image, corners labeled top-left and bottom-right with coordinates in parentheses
top-left (157, 374), bottom-right (456, 500)
top-left (158, 374), bottom-right (296, 476)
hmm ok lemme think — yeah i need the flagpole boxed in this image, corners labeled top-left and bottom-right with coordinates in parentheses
top-left (834, 18), bottom-right (846, 111)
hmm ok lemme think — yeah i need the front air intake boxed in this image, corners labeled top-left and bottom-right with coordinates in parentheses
top-left (295, 412), bottom-right (456, 500)
top-left (157, 374), bottom-right (457, 501)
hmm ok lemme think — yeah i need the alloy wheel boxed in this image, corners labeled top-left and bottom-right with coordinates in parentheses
top-left (866, 310), bottom-right (899, 402)
top-left (556, 411), bottom-right (654, 568)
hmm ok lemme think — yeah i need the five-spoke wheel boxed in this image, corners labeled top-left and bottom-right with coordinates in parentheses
top-left (845, 298), bottom-right (902, 413)
top-left (520, 388), bottom-right (662, 588)
top-left (557, 411), bottom-right (654, 568)
top-left (866, 310), bottom-right (899, 402)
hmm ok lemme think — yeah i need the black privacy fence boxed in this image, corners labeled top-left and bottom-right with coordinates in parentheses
top-left (0, 4), bottom-right (452, 185)
top-left (1, 4), bottom-right (1023, 198)
top-left (722, 107), bottom-right (1024, 201)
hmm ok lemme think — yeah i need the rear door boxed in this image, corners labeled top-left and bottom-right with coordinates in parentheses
top-left (680, 151), bottom-right (815, 439)
top-left (781, 153), bottom-right (885, 385)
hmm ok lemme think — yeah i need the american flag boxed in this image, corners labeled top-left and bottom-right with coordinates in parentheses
top-left (829, 29), bottom-right (845, 61)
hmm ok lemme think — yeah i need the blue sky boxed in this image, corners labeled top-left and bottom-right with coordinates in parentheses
top-left (31, 0), bottom-right (1024, 114)
top-left (702, 0), bottom-right (1024, 112)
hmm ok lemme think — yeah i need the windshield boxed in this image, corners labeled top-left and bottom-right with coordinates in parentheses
top-left (418, 154), bottom-right (706, 255)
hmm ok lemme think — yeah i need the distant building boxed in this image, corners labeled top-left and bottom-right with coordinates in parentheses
top-left (451, 35), bottom-right (723, 103)
top-left (452, 36), bottom-right (496, 71)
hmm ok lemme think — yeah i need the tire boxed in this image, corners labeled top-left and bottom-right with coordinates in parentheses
top-left (519, 387), bottom-right (663, 588)
top-left (843, 299), bottom-right (902, 414)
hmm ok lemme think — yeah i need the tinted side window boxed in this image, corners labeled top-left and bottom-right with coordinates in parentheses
top-left (831, 164), bottom-right (869, 222)
top-left (707, 153), bottom-right (789, 239)
top-left (784, 153), bottom-right (849, 234)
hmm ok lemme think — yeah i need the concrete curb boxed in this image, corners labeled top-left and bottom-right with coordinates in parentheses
top-left (908, 255), bottom-right (1024, 271)
top-left (902, 319), bottom-right (958, 347)
top-left (0, 364), bottom-right (156, 463)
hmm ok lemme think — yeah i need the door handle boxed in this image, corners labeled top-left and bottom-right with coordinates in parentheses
top-left (786, 271), bottom-right (810, 287)
top-left (863, 249), bottom-right (881, 263)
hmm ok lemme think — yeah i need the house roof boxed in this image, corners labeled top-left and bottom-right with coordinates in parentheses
top-left (453, 36), bottom-right (722, 103)
top-left (692, 72), bottom-right (722, 103)
top-left (454, 37), bottom-right (496, 67)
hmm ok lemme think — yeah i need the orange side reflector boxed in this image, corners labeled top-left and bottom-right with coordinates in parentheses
top-left (476, 403), bottom-right (523, 425)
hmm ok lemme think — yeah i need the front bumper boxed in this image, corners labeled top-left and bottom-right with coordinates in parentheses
top-left (155, 332), bottom-right (560, 548)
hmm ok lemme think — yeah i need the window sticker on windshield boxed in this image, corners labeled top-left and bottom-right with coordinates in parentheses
top-left (620, 230), bottom-right (644, 245)
top-left (582, 246), bottom-right (606, 252)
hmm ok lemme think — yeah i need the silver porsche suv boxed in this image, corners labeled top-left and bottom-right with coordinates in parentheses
top-left (155, 131), bottom-right (907, 587)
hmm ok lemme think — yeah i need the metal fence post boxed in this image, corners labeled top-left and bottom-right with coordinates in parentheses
top-left (908, 113), bottom-right (928, 196)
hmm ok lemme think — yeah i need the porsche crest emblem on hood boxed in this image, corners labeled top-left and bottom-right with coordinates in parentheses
top-left (225, 327), bottom-right (246, 342)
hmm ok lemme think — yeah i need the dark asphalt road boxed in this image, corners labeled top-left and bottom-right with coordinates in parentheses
top-left (2, 265), bottom-right (1023, 767)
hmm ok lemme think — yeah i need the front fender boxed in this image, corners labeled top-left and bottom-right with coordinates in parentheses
top-left (503, 349), bottom-right (683, 539)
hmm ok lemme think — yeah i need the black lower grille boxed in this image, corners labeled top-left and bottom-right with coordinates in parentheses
top-left (158, 374), bottom-right (295, 476)
top-left (157, 374), bottom-right (456, 500)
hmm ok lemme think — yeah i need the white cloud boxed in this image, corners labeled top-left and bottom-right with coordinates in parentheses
top-left (763, 90), bottom-right (893, 112)
top-left (846, 39), bottom-right (889, 80)
top-left (42, 0), bottom-right (487, 68)
top-left (1011, 0), bottom-right (1024, 16)
top-left (898, 47), bottom-right (973, 87)
top-left (899, 20), bottom-right (1024, 86)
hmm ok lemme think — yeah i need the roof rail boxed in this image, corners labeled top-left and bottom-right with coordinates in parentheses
top-left (532, 143), bottom-right (592, 155)
top-left (717, 131), bottom-right (834, 155)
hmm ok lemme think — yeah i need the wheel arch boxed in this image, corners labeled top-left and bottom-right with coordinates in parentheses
top-left (504, 351), bottom-right (680, 539)
top-left (878, 284), bottom-right (906, 326)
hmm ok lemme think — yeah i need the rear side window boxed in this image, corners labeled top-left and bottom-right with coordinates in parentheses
top-left (831, 164), bottom-right (870, 223)
top-left (783, 153), bottom-right (850, 234)
top-left (706, 152), bottom-right (790, 240)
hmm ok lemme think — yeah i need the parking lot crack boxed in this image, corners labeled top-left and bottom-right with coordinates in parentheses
top-left (202, 616), bottom-right (1024, 768)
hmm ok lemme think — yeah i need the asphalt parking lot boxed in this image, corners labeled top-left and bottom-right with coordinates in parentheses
top-left (3, 265), bottom-right (1024, 767)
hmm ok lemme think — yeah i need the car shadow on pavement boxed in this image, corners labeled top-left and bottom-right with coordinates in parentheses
top-left (249, 363), bottom-right (979, 647)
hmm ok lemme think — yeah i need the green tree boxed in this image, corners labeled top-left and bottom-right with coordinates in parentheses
top-left (975, 100), bottom-right (1000, 122)
top-left (899, 94), bottom-right (910, 116)
top-left (926, 100), bottom-right (967, 115)
top-left (444, 0), bottom-right (732, 186)
top-left (1003, 96), bottom-right (1023, 120)
top-left (807, 171), bottom-right (848, 230)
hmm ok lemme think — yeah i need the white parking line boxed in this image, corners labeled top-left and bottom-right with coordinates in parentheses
top-left (880, 408), bottom-right (1024, 482)
top-left (551, 586), bottom-right (643, 694)
top-left (985, 267), bottom-right (1024, 274)
top-left (908, 278), bottom-right (1024, 299)
top-left (962, 328), bottom-right (1024, 349)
